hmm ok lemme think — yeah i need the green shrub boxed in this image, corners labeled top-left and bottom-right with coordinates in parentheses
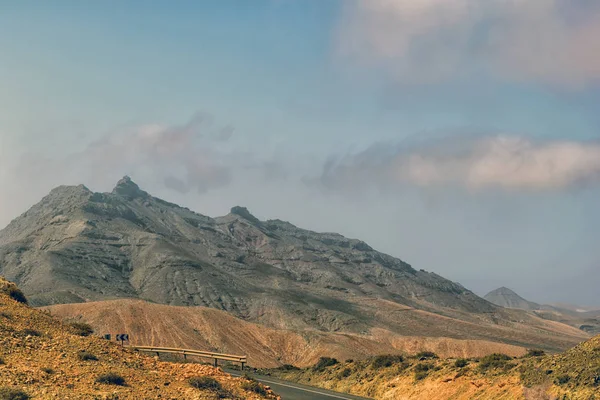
top-left (415, 351), bottom-right (437, 360)
top-left (555, 375), bottom-right (571, 385)
top-left (525, 349), bottom-right (545, 357)
top-left (414, 371), bottom-right (428, 381)
top-left (95, 373), bottom-right (126, 386)
top-left (188, 376), bottom-right (222, 391)
top-left (279, 364), bottom-right (300, 371)
top-left (241, 376), bottom-right (268, 396)
top-left (69, 322), bottom-right (94, 337)
top-left (338, 368), bottom-right (352, 378)
top-left (0, 388), bottom-right (30, 400)
top-left (1, 286), bottom-right (28, 304)
top-left (78, 351), bottom-right (98, 361)
top-left (454, 358), bottom-right (468, 368)
top-left (478, 354), bottom-right (513, 372)
top-left (372, 354), bottom-right (404, 369)
top-left (313, 357), bottom-right (339, 371)
top-left (41, 367), bottom-right (54, 374)
top-left (0, 358), bottom-right (4, 365)
top-left (414, 363), bottom-right (434, 373)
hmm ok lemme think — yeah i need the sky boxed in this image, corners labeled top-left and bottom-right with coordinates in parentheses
top-left (1, 0), bottom-right (599, 306)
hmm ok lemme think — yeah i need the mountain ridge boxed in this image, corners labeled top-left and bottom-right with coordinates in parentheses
top-left (0, 177), bottom-right (590, 355)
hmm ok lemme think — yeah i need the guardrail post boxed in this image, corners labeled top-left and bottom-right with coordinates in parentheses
top-left (214, 358), bottom-right (218, 367)
top-left (241, 362), bottom-right (245, 371)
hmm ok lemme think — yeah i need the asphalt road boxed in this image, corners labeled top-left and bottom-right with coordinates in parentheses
top-left (224, 369), bottom-right (372, 400)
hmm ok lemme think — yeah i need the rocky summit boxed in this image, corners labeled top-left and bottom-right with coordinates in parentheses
top-left (0, 178), bottom-right (589, 352)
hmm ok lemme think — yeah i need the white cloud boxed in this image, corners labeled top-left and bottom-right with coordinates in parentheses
top-left (335, 0), bottom-right (600, 88)
top-left (319, 136), bottom-right (600, 191)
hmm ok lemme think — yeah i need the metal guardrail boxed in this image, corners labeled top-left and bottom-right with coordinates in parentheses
top-left (128, 345), bottom-right (247, 369)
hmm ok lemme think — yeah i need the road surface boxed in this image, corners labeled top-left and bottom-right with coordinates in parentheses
top-left (224, 369), bottom-right (372, 400)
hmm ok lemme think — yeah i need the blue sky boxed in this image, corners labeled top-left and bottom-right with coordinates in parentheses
top-left (1, 0), bottom-right (599, 305)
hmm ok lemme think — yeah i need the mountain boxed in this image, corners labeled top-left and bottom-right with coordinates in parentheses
top-left (485, 287), bottom-right (600, 334)
top-left (484, 287), bottom-right (540, 311)
top-left (0, 276), bottom-right (276, 399)
top-left (0, 177), bottom-right (590, 357)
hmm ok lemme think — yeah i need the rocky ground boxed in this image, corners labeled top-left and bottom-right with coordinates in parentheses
top-left (0, 277), bottom-right (278, 399)
top-left (271, 337), bottom-right (600, 400)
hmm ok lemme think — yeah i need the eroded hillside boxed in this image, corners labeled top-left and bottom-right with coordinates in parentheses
top-left (0, 277), bottom-right (277, 399)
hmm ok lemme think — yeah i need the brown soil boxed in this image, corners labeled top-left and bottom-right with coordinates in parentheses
top-left (0, 277), bottom-right (277, 399)
top-left (44, 299), bottom-right (543, 369)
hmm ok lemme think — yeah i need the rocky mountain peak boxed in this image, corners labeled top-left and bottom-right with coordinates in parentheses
top-left (230, 206), bottom-right (261, 225)
top-left (112, 176), bottom-right (148, 199)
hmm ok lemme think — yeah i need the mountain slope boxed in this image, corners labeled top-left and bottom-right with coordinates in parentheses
top-left (43, 299), bottom-right (531, 368)
top-left (484, 287), bottom-right (540, 311)
top-left (0, 276), bottom-right (276, 399)
top-left (485, 287), bottom-right (600, 334)
top-left (0, 177), bottom-right (589, 354)
top-left (274, 334), bottom-right (600, 400)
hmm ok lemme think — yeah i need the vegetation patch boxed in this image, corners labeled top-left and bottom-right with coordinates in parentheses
top-left (77, 351), bottom-right (98, 361)
top-left (478, 353), bottom-right (514, 373)
top-left (414, 363), bottom-right (434, 373)
top-left (1, 286), bottom-right (28, 305)
top-left (95, 373), bottom-right (126, 386)
top-left (19, 329), bottom-right (40, 337)
top-left (525, 349), bottom-right (546, 357)
top-left (41, 367), bottom-right (55, 374)
top-left (454, 358), bottom-right (468, 368)
top-left (69, 322), bottom-right (94, 337)
top-left (414, 371), bottom-right (428, 381)
top-left (241, 375), bottom-right (268, 396)
top-left (313, 357), bottom-right (339, 372)
top-left (415, 351), bottom-right (438, 360)
top-left (0, 388), bottom-right (31, 400)
top-left (555, 375), bottom-right (571, 385)
top-left (371, 354), bottom-right (404, 369)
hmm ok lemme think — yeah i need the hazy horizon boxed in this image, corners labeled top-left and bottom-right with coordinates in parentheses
top-left (1, 0), bottom-right (599, 306)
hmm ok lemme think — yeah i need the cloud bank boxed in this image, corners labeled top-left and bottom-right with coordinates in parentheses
top-left (336, 0), bottom-right (600, 88)
top-left (318, 135), bottom-right (600, 192)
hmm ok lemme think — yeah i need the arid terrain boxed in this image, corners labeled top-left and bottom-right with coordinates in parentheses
top-left (44, 299), bottom-right (533, 368)
top-left (485, 287), bottom-right (600, 335)
top-left (272, 335), bottom-right (600, 400)
top-left (0, 276), bottom-right (277, 399)
top-left (0, 178), bottom-right (591, 368)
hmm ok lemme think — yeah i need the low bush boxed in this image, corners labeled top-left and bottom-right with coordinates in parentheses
top-left (279, 364), bottom-right (300, 371)
top-left (77, 351), bottom-right (98, 361)
top-left (478, 354), bottom-right (514, 372)
top-left (95, 373), bottom-right (126, 386)
top-left (0, 358), bottom-right (4, 365)
top-left (313, 357), bottom-right (339, 371)
top-left (454, 358), bottom-right (468, 368)
top-left (1, 286), bottom-right (28, 304)
top-left (0, 388), bottom-right (30, 400)
top-left (41, 367), bottom-right (54, 374)
top-left (372, 354), bottom-right (404, 369)
top-left (69, 322), bottom-right (94, 337)
top-left (338, 368), bottom-right (352, 378)
top-left (188, 376), bottom-right (222, 391)
top-left (241, 376), bottom-right (268, 396)
top-left (415, 351), bottom-right (437, 360)
top-left (414, 363), bottom-right (434, 373)
top-left (555, 375), bottom-right (571, 385)
top-left (20, 329), bottom-right (40, 337)
top-left (414, 371), bottom-right (428, 381)
top-left (525, 349), bottom-right (545, 357)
